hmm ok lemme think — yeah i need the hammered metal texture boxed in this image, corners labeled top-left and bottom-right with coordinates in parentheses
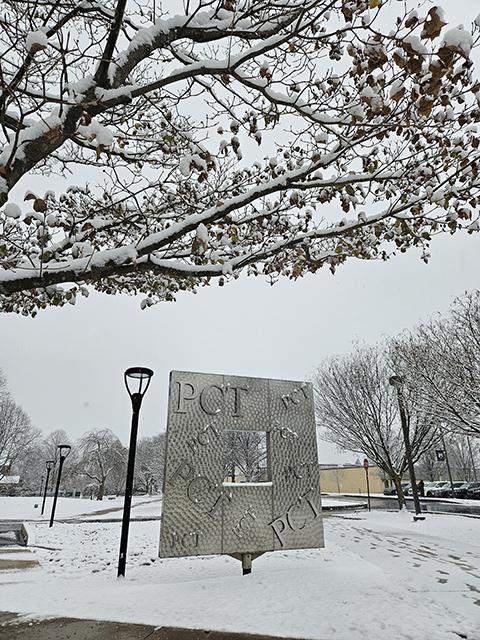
top-left (159, 371), bottom-right (324, 559)
top-left (222, 485), bottom-right (274, 554)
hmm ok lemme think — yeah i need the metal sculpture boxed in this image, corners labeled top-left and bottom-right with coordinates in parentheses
top-left (159, 371), bottom-right (324, 573)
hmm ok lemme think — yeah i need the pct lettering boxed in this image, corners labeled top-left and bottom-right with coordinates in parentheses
top-left (281, 385), bottom-right (309, 411)
top-left (187, 422), bottom-right (220, 454)
top-left (175, 381), bottom-right (198, 413)
top-left (187, 475), bottom-right (215, 505)
top-left (170, 458), bottom-right (194, 484)
top-left (169, 530), bottom-right (200, 549)
top-left (207, 488), bottom-right (232, 520)
top-left (232, 505), bottom-right (257, 539)
top-left (270, 488), bottom-right (321, 546)
top-left (229, 386), bottom-right (249, 417)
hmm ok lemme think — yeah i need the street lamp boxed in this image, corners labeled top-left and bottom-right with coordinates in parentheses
top-left (117, 367), bottom-right (154, 578)
top-left (41, 460), bottom-right (55, 516)
top-left (389, 375), bottom-right (423, 519)
top-left (49, 445), bottom-right (71, 527)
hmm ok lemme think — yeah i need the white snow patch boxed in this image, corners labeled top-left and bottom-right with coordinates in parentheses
top-left (404, 34), bottom-right (428, 55)
top-left (442, 26), bottom-right (474, 57)
top-left (3, 203), bottom-right (22, 219)
top-left (26, 30), bottom-right (48, 53)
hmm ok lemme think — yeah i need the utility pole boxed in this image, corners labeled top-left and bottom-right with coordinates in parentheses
top-left (441, 434), bottom-right (456, 496)
top-left (467, 436), bottom-right (478, 481)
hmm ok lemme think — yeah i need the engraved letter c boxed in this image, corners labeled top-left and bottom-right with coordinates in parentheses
top-left (199, 385), bottom-right (224, 415)
top-left (286, 500), bottom-right (307, 531)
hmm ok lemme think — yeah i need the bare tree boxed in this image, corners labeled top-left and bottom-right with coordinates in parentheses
top-left (416, 448), bottom-right (442, 482)
top-left (446, 433), bottom-right (480, 481)
top-left (135, 433), bottom-right (165, 494)
top-left (313, 343), bottom-right (438, 507)
top-left (1, 2), bottom-right (480, 315)
top-left (392, 292), bottom-right (480, 438)
top-left (78, 428), bottom-right (125, 500)
top-left (0, 392), bottom-right (39, 480)
top-left (224, 430), bottom-right (268, 482)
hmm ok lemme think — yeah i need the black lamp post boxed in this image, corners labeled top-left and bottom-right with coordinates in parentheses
top-left (39, 474), bottom-right (45, 500)
top-left (389, 375), bottom-right (423, 519)
top-left (49, 445), bottom-right (71, 527)
top-left (41, 460), bottom-right (54, 516)
top-left (117, 367), bottom-right (153, 578)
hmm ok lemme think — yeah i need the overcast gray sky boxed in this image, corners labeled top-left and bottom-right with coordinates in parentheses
top-left (1, 0), bottom-right (479, 464)
top-left (1, 230), bottom-right (479, 463)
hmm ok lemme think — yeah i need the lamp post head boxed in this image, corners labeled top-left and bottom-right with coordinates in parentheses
top-left (46, 460), bottom-right (55, 471)
top-left (57, 444), bottom-right (71, 460)
top-left (389, 375), bottom-right (405, 389)
top-left (124, 367), bottom-right (154, 401)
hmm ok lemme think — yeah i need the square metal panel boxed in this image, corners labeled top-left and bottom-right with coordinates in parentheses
top-left (159, 371), bottom-right (324, 559)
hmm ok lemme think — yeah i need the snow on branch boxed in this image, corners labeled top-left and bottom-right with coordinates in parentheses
top-left (1, 1), bottom-right (480, 314)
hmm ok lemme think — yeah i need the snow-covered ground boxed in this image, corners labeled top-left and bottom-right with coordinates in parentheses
top-left (0, 497), bottom-right (479, 639)
top-left (0, 495), bottom-right (364, 522)
top-left (0, 495), bottom-right (162, 521)
top-left (328, 491), bottom-right (480, 506)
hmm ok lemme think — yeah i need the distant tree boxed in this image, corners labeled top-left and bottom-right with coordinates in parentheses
top-left (392, 292), bottom-right (480, 438)
top-left (446, 433), bottom-right (480, 481)
top-left (0, 391), bottom-right (39, 480)
top-left (42, 428), bottom-right (74, 491)
top-left (134, 434), bottom-right (165, 494)
top-left (14, 439), bottom-right (46, 495)
top-left (1, 2), bottom-right (480, 315)
top-left (224, 431), bottom-right (268, 482)
top-left (78, 428), bottom-right (125, 500)
top-left (416, 448), bottom-right (443, 483)
top-left (313, 343), bottom-right (438, 507)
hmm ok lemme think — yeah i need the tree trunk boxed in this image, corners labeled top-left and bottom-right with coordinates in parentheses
top-left (97, 479), bottom-right (105, 501)
top-left (392, 474), bottom-right (405, 509)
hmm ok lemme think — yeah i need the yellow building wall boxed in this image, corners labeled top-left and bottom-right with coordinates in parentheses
top-left (320, 466), bottom-right (385, 494)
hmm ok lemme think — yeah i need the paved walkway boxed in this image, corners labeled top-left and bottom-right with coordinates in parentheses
top-left (0, 547), bottom-right (39, 571)
top-left (0, 614), bottom-right (292, 640)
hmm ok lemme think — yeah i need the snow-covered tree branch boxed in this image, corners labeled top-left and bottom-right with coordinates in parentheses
top-left (1, 1), bottom-right (480, 314)
top-left (392, 291), bottom-right (480, 438)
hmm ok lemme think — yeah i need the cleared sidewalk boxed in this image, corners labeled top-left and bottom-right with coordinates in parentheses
top-left (0, 614), bottom-right (295, 640)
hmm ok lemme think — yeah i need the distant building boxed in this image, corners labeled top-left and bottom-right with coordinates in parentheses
top-left (0, 475), bottom-right (20, 495)
top-left (320, 463), bottom-right (386, 494)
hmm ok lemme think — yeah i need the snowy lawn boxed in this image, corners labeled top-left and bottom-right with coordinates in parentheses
top-left (0, 495), bottom-right (361, 522)
top-left (0, 495), bottom-right (162, 521)
top-left (0, 508), bottom-right (479, 639)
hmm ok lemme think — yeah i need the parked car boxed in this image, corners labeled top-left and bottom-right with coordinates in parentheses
top-left (453, 482), bottom-right (480, 499)
top-left (465, 482), bottom-right (480, 499)
top-left (425, 481), bottom-right (449, 497)
top-left (423, 482), bottom-right (438, 495)
top-left (435, 481), bottom-right (468, 499)
top-left (403, 483), bottom-right (413, 496)
top-left (383, 483), bottom-right (409, 496)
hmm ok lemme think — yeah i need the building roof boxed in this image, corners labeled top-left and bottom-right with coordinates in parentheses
top-left (0, 475), bottom-right (20, 485)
